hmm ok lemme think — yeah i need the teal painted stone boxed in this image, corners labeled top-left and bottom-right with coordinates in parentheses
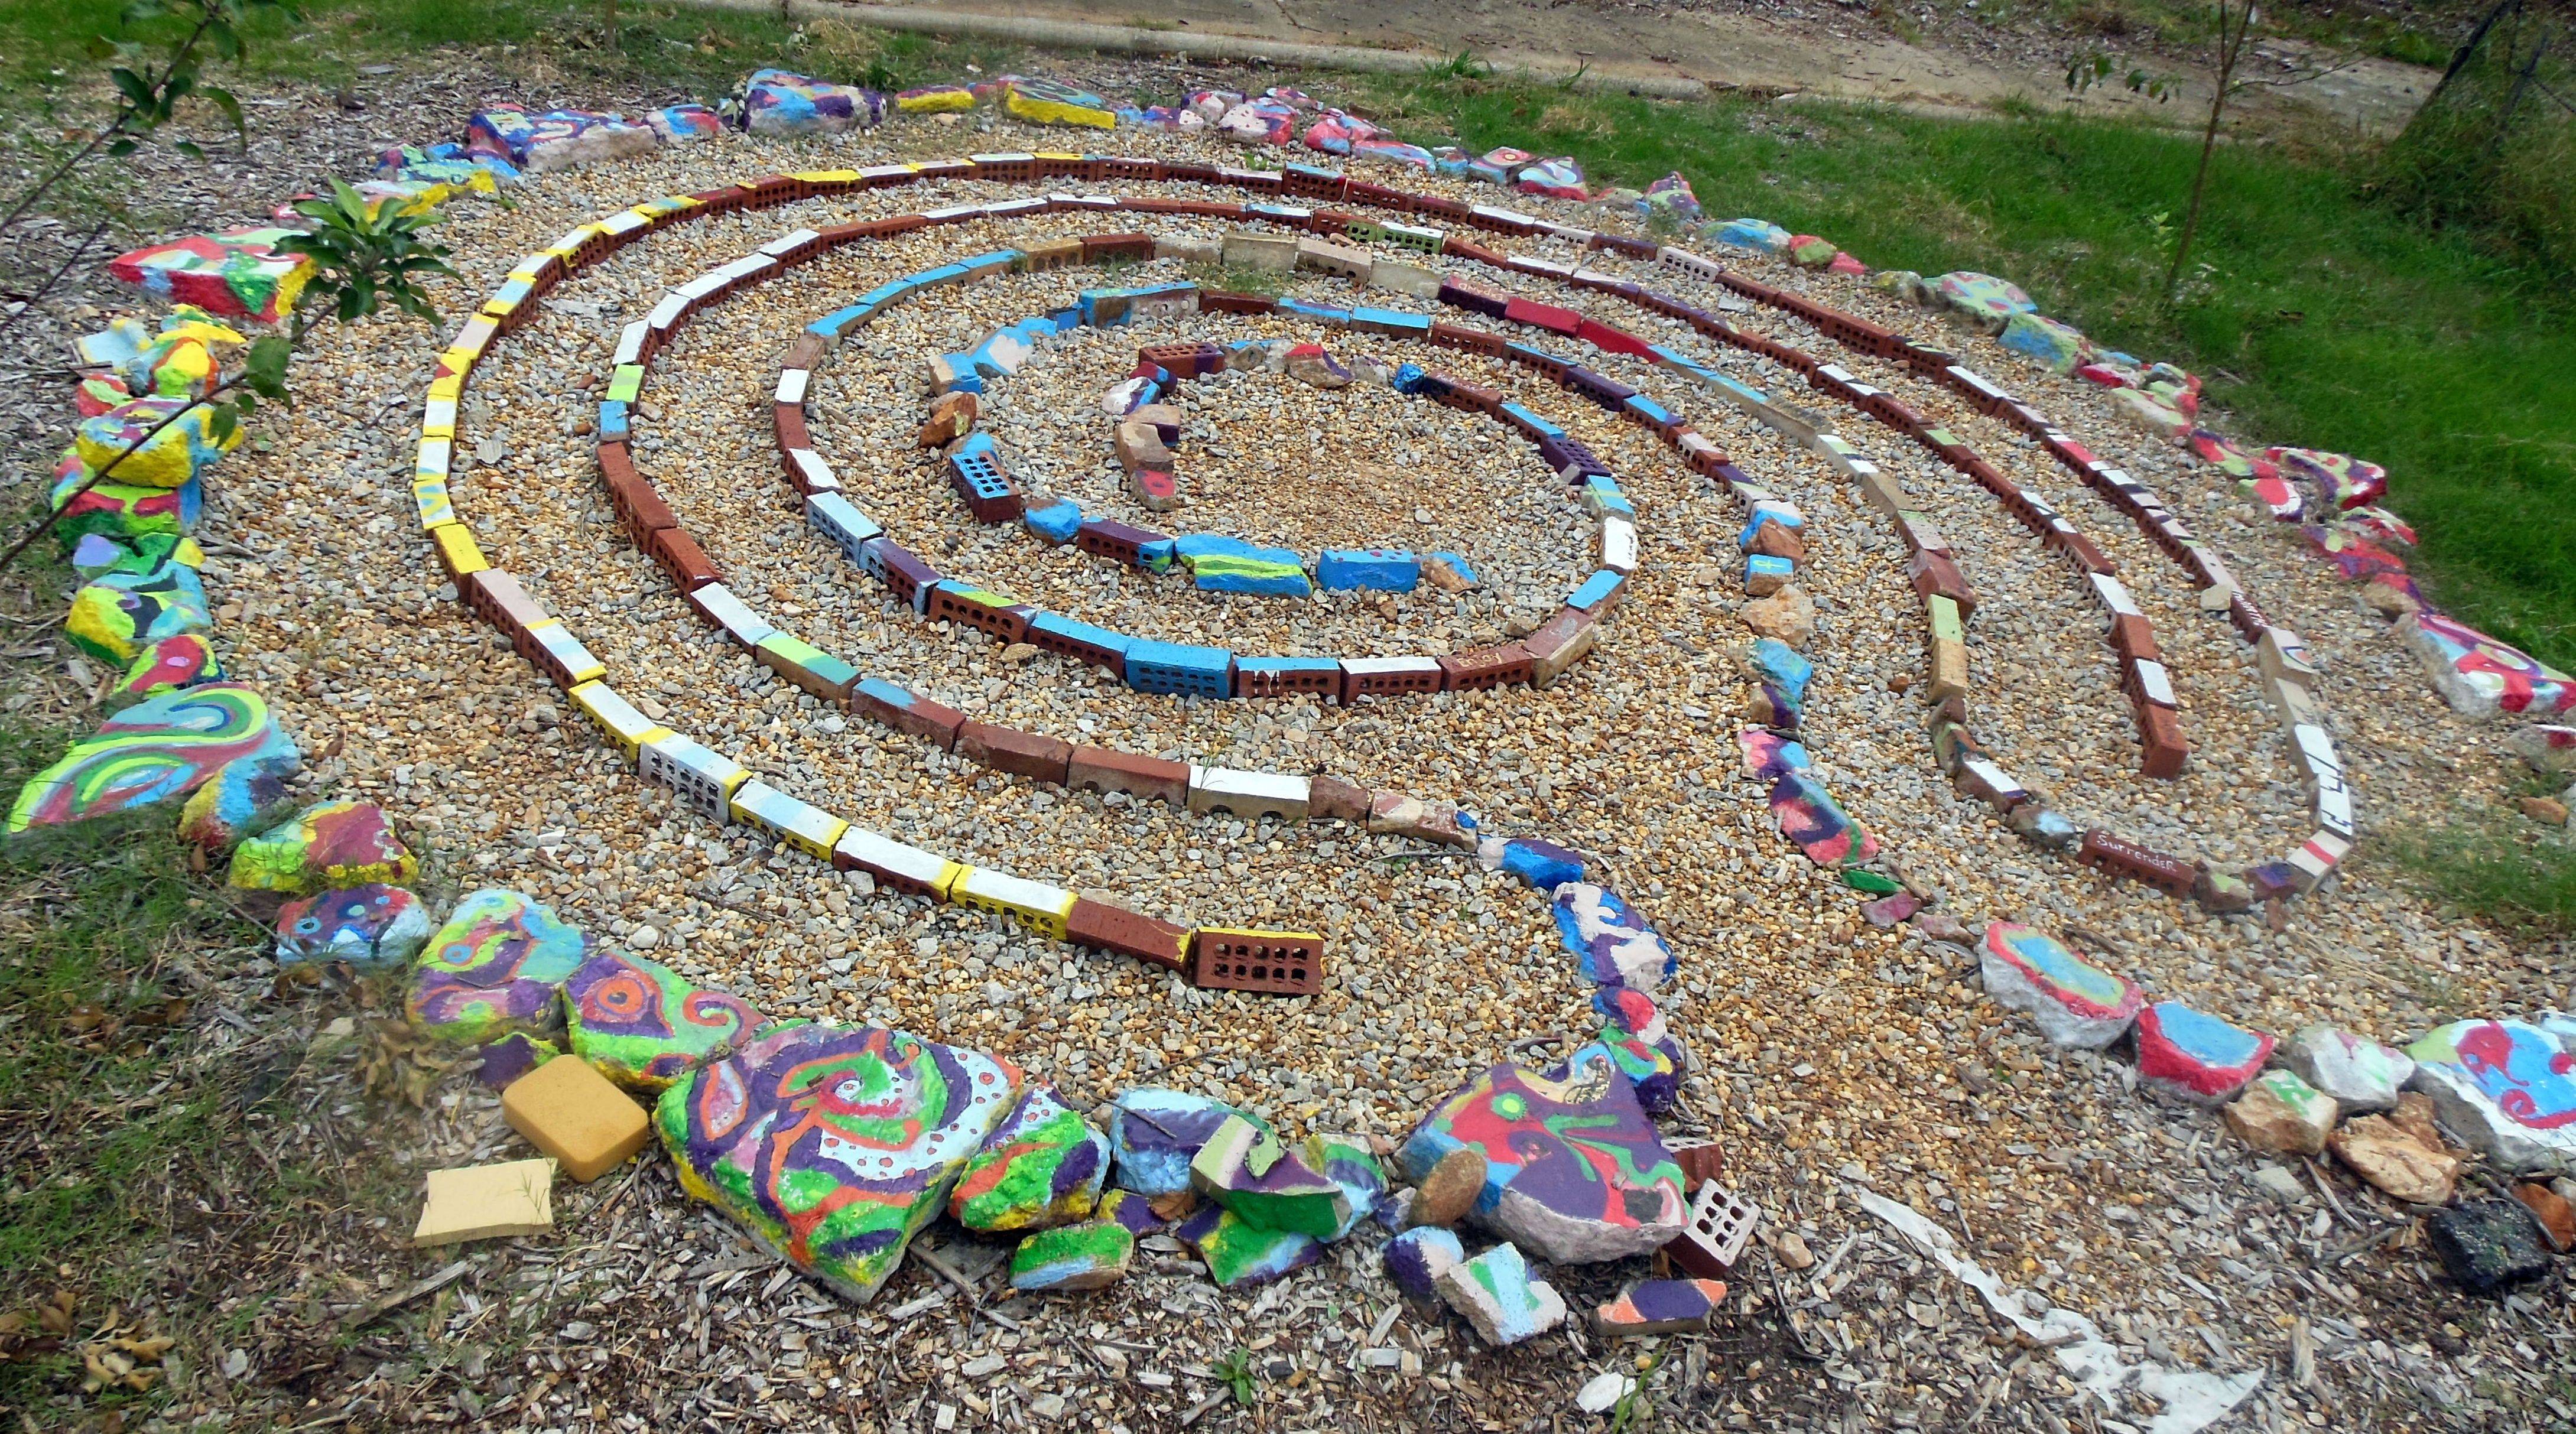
top-left (1009, 1220), bottom-right (1135, 1292)
top-left (1175, 1202), bottom-right (1322, 1287)
top-left (1436, 1241), bottom-right (1565, 1347)
top-left (1109, 1088), bottom-right (1243, 1196)
top-left (407, 888), bottom-right (587, 1045)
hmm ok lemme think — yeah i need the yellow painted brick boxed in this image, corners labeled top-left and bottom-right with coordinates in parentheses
top-left (501, 1056), bottom-right (649, 1183)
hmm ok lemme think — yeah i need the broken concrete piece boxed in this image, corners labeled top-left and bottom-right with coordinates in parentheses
top-left (413, 1158), bottom-right (554, 1246)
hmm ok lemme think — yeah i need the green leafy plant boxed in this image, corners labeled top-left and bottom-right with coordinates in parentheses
top-left (1211, 1346), bottom-right (1258, 1407)
top-left (1421, 49), bottom-right (1490, 83)
top-left (2063, 49), bottom-right (2178, 100)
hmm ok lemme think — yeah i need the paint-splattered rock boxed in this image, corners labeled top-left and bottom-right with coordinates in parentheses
top-left (563, 947), bottom-right (765, 1092)
top-left (655, 1022), bottom-right (1022, 1303)
top-left (2281, 1024), bottom-right (2412, 1113)
top-left (1931, 271), bottom-right (2036, 331)
top-left (106, 633), bottom-right (220, 713)
top-left (1594, 1277), bottom-right (1728, 1337)
top-left (1400, 1045), bottom-right (1686, 1264)
top-left (1978, 924), bottom-right (2144, 1049)
top-left (274, 883), bottom-right (431, 969)
top-left (1313, 1133), bottom-right (1385, 1238)
top-left (2136, 1002), bottom-right (2275, 1105)
top-left (1107, 1088), bottom-right (1243, 1197)
top-left (1175, 1203), bottom-right (1321, 1288)
top-left (1770, 772), bottom-right (1876, 867)
top-left (2426, 1199), bottom-right (2553, 1296)
top-left (1009, 1220), bottom-right (1134, 1293)
top-left (1384, 1225), bottom-right (1464, 1301)
top-left (1436, 1242), bottom-right (1565, 1347)
top-left (1476, 836), bottom-right (1587, 892)
top-left (407, 888), bottom-right (588, 1045)
top-left (1190, 1114), bottom-right (1349, 1239)
top-left (65, 562), bottom-right (210, 665)
top-left (9, 683), bottom-right (295, 837)
top-left (950, 1083), bottom-right (1109, 1231)
top-left (2405, 1020), bottom-right (2576, 1175)
top-left (1593, 987), bottom-right (1686, 1114)
top-left (1096, 1188), bottom-right (1167, 1237)
top-left (1551, 883), bottom-right (1675, 993)
top-left (227, 800), bottom-right (417, 896)
top-left (2223, 1069), bottom-right (2337, 1157)
top-left (1999, 313), bottom-right (2094, 375)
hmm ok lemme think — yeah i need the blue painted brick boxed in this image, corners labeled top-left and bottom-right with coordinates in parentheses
top-left (1317, 548), bottom-right (1421, 592)
top-left (1567, 569), bottom-right (1626, 612)
top-left (1125, 639), bottom-right (1236, 700)
top-left (1275, 297), bottom-right (1352, 326)
top-left (597, 399), bottom-right (629, 440)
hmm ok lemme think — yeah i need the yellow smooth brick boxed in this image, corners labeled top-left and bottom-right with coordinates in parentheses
top-left (413, 1159), bottom-right (554, 1246)
top-left (501, 1056), bottom-right (649, 1183)
top-left (430, 522), bottom-right (488, 577)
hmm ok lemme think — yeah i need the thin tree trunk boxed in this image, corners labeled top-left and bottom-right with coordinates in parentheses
top-left (2166, 0), bottom-right (2253, 304)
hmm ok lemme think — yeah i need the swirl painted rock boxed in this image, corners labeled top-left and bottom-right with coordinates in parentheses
top-left (1189, 1114), bottom-right (1349, 1239)
top-left (107, 633), bottom-right (220, 713)
top-left (656, 1022), bottom-right (1023, 1302)
top-left (950, 1083), bottom-right (1109, 1231)
top-left (228, 800), bottom-right (417, 896)
top-left (10, 682), bottom-right (294, 835)
top-left (1551, 883), bottom-right (1676, 993)
top-left (466, 103), bottom-right (657, 173)
top-left (1771, 772), bottom-right (1877, 867)
top-left (74, 396), bottom-right (242, 489)
top-left (1978, 923), bottom-right (2145, 1049)
top-left (563, 948), bottom-right (765, 1092)
top-left (1401, 1045), bottom-right (1685, 1264)
top-left (2400, 612), bottom-right (2576, 718)
top-left (407, 888), bottom-right (588, 1045)
top-left (274, 883), bottom-right (431, 969)
top-left (1008, 1220), bottom-right (1134, 1292)
top-left (65, 561), bottom-right (211, 665)
top-left (1593, 987), bottom-right (1685, 1113)
top-left (2406, 1020), bottom-right (2576, 1175)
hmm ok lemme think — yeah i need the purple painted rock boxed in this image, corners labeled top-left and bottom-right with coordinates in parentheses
top-left (1594, 1277), bottom-right (1729, 1337)
top-left (1175, 1202), bottom-right (1321, 1288)
top-left (563, 948), bottom-right (765, 1093)
top-left (654, 1023), bottom-right (1023, 1302)
top-left (950, 1083), bottom-right (1109, 1231)
top-left (1979, 923), bottom-right (2145, 1049)
top-left (1107, 1087), bottom-right (1243, 1196)
top-left (1551, 883), bottom-right (1676, 993)
top-left (2136, 1001), bottom-right (2275, 1105)
top-left (1384, 1225), bottom-right (1464, 1300)
top-left (1399, 1044), bottom-right (1687, 1264)
top-left (1097, 1187), bottom-right (1167, 1236)
top-left (274, 882), bottom-right (431, 970)
top-left (475, 1031), bottom-right (559, 1089)
top-left (407, 888), bottom-right (587, 1045)
top-left (1738, 729), bottom-right (1810, 781)
top-left (1190, 1114), bottom-right (1349, 1238)
top-left (1591, 987), bottom-right (1685, 1114)
top-left (2406, 1020), bottom-right (2576, 1175)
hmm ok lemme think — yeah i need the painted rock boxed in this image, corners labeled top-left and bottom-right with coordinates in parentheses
top-left (2405, 1020), bottom-right (2576, 1175)
top-left (1107, 1088), bottom-right (1243, 1196)
top-left (9, 683), bottom-right (293, 836)
top-left (1317, 548), bottom-right (1421, 593)
top-left (1022, 499), bottom-right (1083, 544)
top-left (1476, 836), bottom-right (1587, 892)
top-left (1190, 1114), bottom-right (1349, 1239)
top-left (1096, 1188), bottom-right (1167, 1238)
top-left (656, 1022), bottom-right (1021, 1302)
top-left (464, 103), bottom-right (657, 173)
top-left (1998, 313), bottom-right (2094, 375)
top-left (1399, 1044), bottom-right (1687, 1264)
top-left (1009, 1220), bottom-right (1134, 1292)
top-left (895, 83), bottom-right (976, 113)
top-left (1739, 729), bottom-right (1810, 781)
top-left (65, 561), bottom-right (210, 665)
top-left (407, 888), bottom-right (587, 1045)
top-left (1312, 1133), bottom-right (1386, 1238)
top-left (274, 883), bottom-right (431, 969)
top-left (1932, 271), bottom-right (2036, 332)
top-left (1711, 219), bottom-right (1791, 255)
top-left (1978, 923), bottom-right (2145, 1049)
top-left (476, 1031), bottom-right (558, 1089)
top-left (2136, 1001), bottom-right (2275, 1105)
top-left (950, 1083), bottom-right (1109, 1231)
top-left (1592, 987), bottom-right (1685, 1114)
top-left (2223, 1069), bottom-right (2338, 1157)
top-left (1787, 234), bottom-right (1838, 267)
top-left (563, 948), bottom-right (765, 1092)
top-left (2268, 447), bottom-right (2387, 511)
top-left (2280, 1024), bottom-right (2412, 1112)
top-left (645, 102), bottom-right (722, 141)
top-left (1176, 535), bottom-right (1311, 597)
top-left (1384, 1225), bottom-right (1464, 1300)
top-left (228, 799), bottom-right (415, 896)
top-left (70, 531), bottom-right (202, 581)
top-left (998, 76), bottom-right (1116, 129)
top-left (1594, 1277), bottom-right (1728, 1337)
top-left (106, 228), bottom-right (312, 323)
top-left (1515, 155), bottom-right (1588, 201)
top-left (1638, 171), bottom-right (1701, 223)
top-left (73, 395), bottom-right (241, 490)
top-left (2426, 1201), bottom-right (2552, 1296)
top-left (1175, 1203), bottom-right (1321, 1288)
top-left (2400, 612), bottom-right (2576, 718)
top-left (1771, 772), bottom-right (1877, 867)
top-left (1366, 791), bottom-right (1477, 847)
top-left (1435, 1242), bottom-right (1566, 1347)
top-left (106, 632), bottom-right (220, 713)
top-left (738, 69), bottom-right (886, 134)
top-left (2328, 1113), bottom-right (2458, 1205)
top-left (1551, 883), bottom-right (1675, 993)
top-left (2109, 386), bottom-right (2191, 440)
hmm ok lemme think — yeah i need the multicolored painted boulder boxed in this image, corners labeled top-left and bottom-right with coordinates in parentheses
top-left (2240, 470), bottom-right (2307, 521)
top-left (997, 75), bottom-right (1116, 128)
top-left (1787, 234), bottom-right (1838, 267)
top-left (274, 882), bottom-right (431, 969)
top-left (1739, 729), bottom-right (1810, 781)
top-left (475, 1030), bottom-right (560, 1089)
top-left (2187, 428), bottom-right (2270, 482)
top-left (1477, 836), bottom-right (1587, 892)
top-left (1515, 155), bottom-right (1588, 201)
top-left (107, 229), bottom-right (313, 323)
top-left (2304, 523), bottom-right (2409, 583)
top-left (2346, 506), bottom-right (2419, 549)
top-left (74, 396), bottom-right (242, 489)
top-left (76, 308), bottom-right (240, 402)
top-left (2136, 1001), bottom-right (2275, 1105)
top-left (407, 888), bottom-right (587, 1045)
top-left (950, 1083), bottom-right (1109, 1231)
top-left (1400, 1044), bottom-right (1686, 1263)
top-left (64, 561), bottom-right (210, 665)
top-left (2401, 612), bottom-right (2576, 717)
top-left (50, 460), bottom-right (201, 545)
top-left (1770, 772), bottom-right (1876, 867)
top-left (1436, 1241), bottom-right (1565, 1347)
top-left (2268, 447), bottom-right (2387, 511)
top-left (9, 683), bottom-right (293, 835)
top-left (1932, 272), bottom-right (2036, 332)
top-left (2109, 386), bottom-right (2190, 440)
top-left (106, 632), bottom-right (220, 713)
top-left (1312, 1133), bottom-right (1385, 1238)
top-left (1174, 1202), bottom-right (1321, 1287)
top-left (737, 69), bottom-right (886, 134)
top-left (563, 948), bottom-right (766, 1092)
top-left (465, 104), bottom-right (657, 173)
top-left (1593, 987), bottom-right (1685, 1113)
top-left (1107, 1088), bottom-right (1243, 1196)
top-left (1551, 883), bottom-right (1676, 992)
top-left (1189, 1114), bottom-right (1349, 1238)
top-left (1711, 218), bottom-right (1791, 255)
top-left (1594, 1277), bottom-right (1728, 1337)
top-left (657, 1023), bottom-right (1023, 1301)
top-left (1383, 1225), bottom-right (1464, 1300)
top-left (2406, 1020), bottom-right (2576, 1174)
top-left (645, 103), bottom-right (722, 141)
top-left (228, 799), bottom-right (416, 896)
top-left (1998, 313), bottom-right (2094, 374)
top-left (373, 141), bottom-right (520, 187)
top-left (1979, 923), bottom-right (2144, 1048)
top-left (1637, 171), bottom-right (1702, 223)
top-left (1008, 1220), bottom-right (1134, 1292)
top-left (2281, 1026), bottom-right (2411, 1113)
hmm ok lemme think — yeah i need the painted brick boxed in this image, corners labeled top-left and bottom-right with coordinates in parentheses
top-left (1906, 549), bottom-right (1974, 618)
top-left (1191, 928), bottom-right (1325, 997)
top-left (1235, 656), bottom-right (1344, 698)
top-left (754, 633), bottom-right (860, 703)
top-left (1066, 898), bottom-right (1190, 972)
top-left (430, 523), bottom-right (488, 581)
top-left (1339, 655), bottom-right (1445, 704)
top-left (1187, 767), bottom-right (1311, 823)
top-left (957, 721), bottom-right (1073, 784)
top-left (830, 827), bottom-right (960, 898)
top-left (1125, 640), bottom-right (1235, 700)
top-left (567, 681), bottom-right (668, 764)
top-left (1068, 746), bottom-right (1190, 806)
top-left (2076, 827), bottom-right (2195, 897)
top-left (1437, 643), bottom-right (1532, 692)
top-left (850, 678), bottom-right (966, 749)
top-left (951, 867), bottom-right (1077, 941)
top-left (729, 780), bottom-right (849, 862)
top-left (639, 733), bottom-right (748, 822)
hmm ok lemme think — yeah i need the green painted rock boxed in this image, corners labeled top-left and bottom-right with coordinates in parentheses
top-left (65, 561), bottom-right (210, 665)
top-left (106, 633), bottom-right (221, 713)
top-left (950, 1083), bottom-right (1109, 1231)
top-left (1009, 1220), bottom-right (1135, 1292)
top-left (10, 682), bottom-right (291, 836)
top-left (1190, 1113), bottom-right (1350, 1238)
top-left (228, 800), bottom-right (416, 896)
top-left (407, 888), bottom-right (587, 1044)
top-left (1175, 1202), bottom-right (1321, 1287)
top-left (564, 947), bottom-right (766, 1092)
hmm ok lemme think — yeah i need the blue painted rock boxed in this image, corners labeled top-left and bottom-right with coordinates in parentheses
top-left (1551, 883), bottom-right (1675, 993)
top-left (1999, 313), bottom-right (2094, 375)
top-left (1435, 1242), bottom-right (1565, 1347)
top-left (1312, 1133), bottom-right (1385, 1238)
top-left (1107, 1088), bottom-right (1242, 1196)
top-left (1747, 638), bottom-right (1812, 704)
top-left (1400, 1045), bottom-right (1686, 1263)
top-left (1594, 1277), bottom-right (1728, 1337)
top-left (1317, 549), bottom-right (1419, 593)
top-left (1174, 534), bottom-right (1311, 597)
top-left (655, 1022), bottom-right (1022, 1302)
top-left (1477, 836), bottom-right (1587, 892)
top-left (1979, 923), bottom-right (2145, 1048)
top-left (1022, 499), bottom-right (1083, 544)
top-left (407, 888), bottom-right (587, 1045)
top-left (1175, 1202), bottom-right (1321, 1287)
top-left (274, 883), bottom-right (431, 969)
top-left (1190, 1114), bottom-right (1349, 1238)
top-left (1384, 1225), bottom-right (1463, 1300)
top-left (950, 1083), bottom-right (1109, 1231)
top-left (2136, 1001), bottom-right (2275, 1105)
top-left (563, 948), bottom-right (765, 1092)
top-left (1009, 1220), bottom-right (1133, 1292)
top-left (1738, 729), bottom-right (1810, 781)
top-left (10, 682), bottom-right (294, 837)
top-left (2406, 1020), bottom-right (2576, 1174)
top-left (1592, 987), bottom-right (1685, 1113)
top-left (1770, 773), bottom-right (1876, 867)
top-left (1711, 218), bottom-right (1791, 255)
top-left (2281, 1023), bottom-right (2412, 1112)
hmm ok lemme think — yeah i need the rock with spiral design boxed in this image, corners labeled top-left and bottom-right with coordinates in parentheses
top-left (564, 947), bottom-right (766, 1092)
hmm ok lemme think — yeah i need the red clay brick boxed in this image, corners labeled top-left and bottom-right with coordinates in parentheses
top-left (649, 528), bottom-right (719, 591)
top-left (1437, 644), bottom-right (1532, 692)
top-left (2077, 827), bottom-right (2194, 896)
top-left (1191, 930), bottom-right (1324, 997)
top-left (850, 683), bottom-right (964, 750)
top-left (1309, 776), bottom-right (1370, 822)
top-left (1066, 898), bottom-right (1190, 973)
top-left (1067, 745), bottom-right (1190, 806)
top-left (1906, 549), bottom-right (1976, 618)
top-left (957, 721), bottom-right (1072, 785)
top-left (2139, 704), bottom-right (2191, 781)
top-left (2108, 613), bottom-right (2161, 664)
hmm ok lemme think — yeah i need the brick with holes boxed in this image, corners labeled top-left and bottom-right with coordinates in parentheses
top-left (1068, 745), bottom-right (1190, 806)
top-left (957, 721), bottom-right (1073, 785)
top-left (1067, 898), bottom-right (1190, 973)
top-left (1191, 928), bottom-right (1325, 997)
top-left (1188, 767), bottom-right (1310, 823)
